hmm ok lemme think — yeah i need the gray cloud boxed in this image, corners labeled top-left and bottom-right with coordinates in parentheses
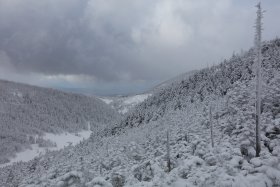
top-left (0, 0), bottom-right (279, 95)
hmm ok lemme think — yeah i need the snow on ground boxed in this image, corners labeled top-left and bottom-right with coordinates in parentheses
top-left (120, 108), bottom-right (129, 114)
top-left (100, 98), bottom-right (113, 105)
top-left (100, 94), bottom-right (152, 114)
top-left (15, 105), bottom-right (280, 187)
top-left (12, 91), bottom-right (23, 98)
top-left (0, 130), bottom-right (92, 168)
top-left (123, 94), bottom-right (151, 105)
top-left (44, 130), bottom-right (91, 149)
top-left (118, 94), bottom-right (151, 114)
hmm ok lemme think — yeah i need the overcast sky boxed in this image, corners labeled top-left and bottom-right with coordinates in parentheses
top-left (0, 0), bottom-right (279, 96)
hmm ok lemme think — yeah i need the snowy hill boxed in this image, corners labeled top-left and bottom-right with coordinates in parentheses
top-left (119, 39), bottom-right (280, 130)
top-left (151, 70), bottom-right (197, 94)
top-left (0, 80), bottom-right (120, 165)
top-left (99, 94), bottom-right (151, 114)
top-left (1, 39), bottom-right (280, 186)
top-left (99, 71), bottom-right (196, 115)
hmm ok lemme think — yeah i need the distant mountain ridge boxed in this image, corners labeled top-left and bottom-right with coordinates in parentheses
top-left (99, 94), bottom-right (151, 114)
top-left (0, 79), bottom-right (120, 164)
top-left (150, 70), bottom-right (197, 93)
top-left (98, 71), bottom-right (196, 115)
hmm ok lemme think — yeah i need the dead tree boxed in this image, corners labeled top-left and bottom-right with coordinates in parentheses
top-left (254, 2), bottom-right (264, 157)
top-left (209, 105), bottom-right (214, 148)
top-left (166, 130), bottom-right (171, 172)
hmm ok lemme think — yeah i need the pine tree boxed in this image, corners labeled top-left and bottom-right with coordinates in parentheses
top-left (254, 2), bottom-right (264, 157)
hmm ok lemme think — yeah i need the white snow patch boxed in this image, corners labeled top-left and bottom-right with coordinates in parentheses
top-left (100, 98), bottom-right (113, 104)
top-left (123, 94), bottom-right (151, 105)
top-left (12, 91), bottom-right (23, 98)
top-left (43, 130), bottom-right (91, 149)
top-left (99, 94), bottom-right (151, 114)
top-left (120, 108), bottom-right (129, 114)
top-left (0, 130), bottom-right (92, 168)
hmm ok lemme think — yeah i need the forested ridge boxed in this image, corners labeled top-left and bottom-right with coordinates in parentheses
top-left (0, 80), bottom-right (120, 164)
top-left (121, 39), bottom-right (280, 129)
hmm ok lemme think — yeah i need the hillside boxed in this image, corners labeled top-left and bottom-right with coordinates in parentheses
top-left (120, 39), bottom-right (280, 130)
top-left (98, 71), bottom-right (196, 115)
top-left (150, 70), bottom-right (197, 94)
top-left (1, 39), bottom-right (280, 186)
top-left (0, 80), bottom-right (120, 165)
top-left (99, 94), bottom-right (151, 114)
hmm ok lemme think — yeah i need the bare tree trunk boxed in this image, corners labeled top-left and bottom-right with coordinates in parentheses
top-left (99, 161), bottom-right (102, 175)
top-left (255, 2), bottom-right (263, 157)
top-left (166, 130), bottom-right (171, 172)
top-left (210, 105), bottom-right (214, 148)
top-left (185, 130), bottom-right (190, 143)
top-left (106, 142), bottom-right (109, 157)
top-left (226, 96), bottom-right (229, 112)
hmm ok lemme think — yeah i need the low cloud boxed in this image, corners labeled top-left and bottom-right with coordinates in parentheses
top-left (0, 0), bottom-right (279, 94)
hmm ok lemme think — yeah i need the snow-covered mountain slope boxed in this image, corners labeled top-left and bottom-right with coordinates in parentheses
top-left (1, 39), bottom-right (280, 187)
top-left (0, 80), bottom-right (120, 165)
top-left (0, 130), bottom-right (92, 168)
top-left (99, 94), bottom-right (151, 114)
top-left (119, 39), bottom-right (280, 131)
top-left (99, 72), bottom-right (196, 115)
top-left (99, 71), bottom-right (196, 115)
top-left (150, 70), bottom-right (197, 94)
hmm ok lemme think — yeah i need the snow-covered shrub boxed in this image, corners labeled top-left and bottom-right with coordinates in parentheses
top-left (126, 142), bottom-right (144, 161)
top-left (111, 173), bottom-right (125, 187)
top-left (86, 177), bottom-right (113, 187)
top-left (178, 156), bottom-right (204, 179)
top-left (153, 149), bottom-right (164, 157)
top-left (204, 152), bottom-right (217, 166)
top-left (132, 161), bottom-right (154, 182)
top-left (53, 171), bottom-right (85, 187)
top-left (192, 140), bottom-right (207, 158)
top-left (229, 156), bottom-right (244, 170)
top-left (99, 157), bottom-right (122, 172)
